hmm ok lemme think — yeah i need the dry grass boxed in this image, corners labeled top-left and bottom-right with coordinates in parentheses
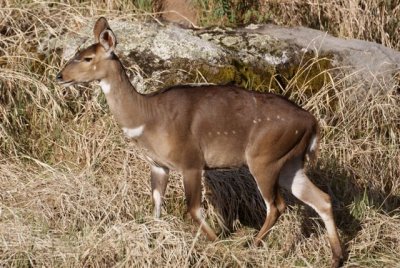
top-left (262, 0), bottom-right (400, 51)
top-left (1, 1), bottom-right (399, 267)
top-left (196, 0), bottom-right (400, 50)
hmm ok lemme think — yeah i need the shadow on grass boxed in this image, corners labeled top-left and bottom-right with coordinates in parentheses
top-left (203, 160), bottom-right (400, 261)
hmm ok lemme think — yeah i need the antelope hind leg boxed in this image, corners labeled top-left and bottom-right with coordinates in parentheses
top-left (279, 158), bottom-right (343, 267)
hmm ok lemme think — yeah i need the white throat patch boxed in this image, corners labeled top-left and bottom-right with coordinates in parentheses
top-left (99, 80), bottom-right (111, 94)
top-left (122, 125), bottom-right (145, 138)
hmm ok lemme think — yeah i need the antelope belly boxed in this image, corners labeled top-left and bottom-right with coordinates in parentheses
top-left (203, 142), bottom-right (245, 168)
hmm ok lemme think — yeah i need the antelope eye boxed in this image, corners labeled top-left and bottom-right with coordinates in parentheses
top-left (83, 57), bottom-right (93, 62)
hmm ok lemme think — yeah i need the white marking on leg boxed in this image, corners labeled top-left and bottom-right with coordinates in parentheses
top-left (291, 169), bottom-right (334, 223)
top-left (309, 135), bottom-right (318, 152)
top-left (290, 169), bottom-right (318, 211)
top-left (99, 80), bottom-right (111, 94)
top-left (122, 125), bottom-right (145, 138)
top-left (195, 208), bottom-right (202, 219)
top-left (151, 165), bottom-right (166, 176)
top-left (256, 185), bottom-right (269, 209)
top-left (194, 208), bottom-right (207, 225)
top-left (153, 189), bottom-right (162, 218)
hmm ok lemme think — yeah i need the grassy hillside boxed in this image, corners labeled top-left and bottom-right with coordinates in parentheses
top-left (1, 1), bottom-right (399, 267)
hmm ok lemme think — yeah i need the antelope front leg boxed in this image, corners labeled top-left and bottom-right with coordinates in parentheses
top-left (150, 165), bottom-right (169, 218)
top-left (182, 169), bottom-right (217, 241)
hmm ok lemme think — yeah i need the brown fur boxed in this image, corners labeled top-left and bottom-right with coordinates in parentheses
top-left (56, 17), bottom-right (343, 267)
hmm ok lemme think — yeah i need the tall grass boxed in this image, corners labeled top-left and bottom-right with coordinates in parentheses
top-left (0, 1), bottom-right (399, 267)
top-left (195, 0), bottom-right (400, 50)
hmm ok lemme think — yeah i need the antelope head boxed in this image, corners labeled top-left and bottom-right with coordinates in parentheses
top-left (56, 17), bottom-right (117, 87)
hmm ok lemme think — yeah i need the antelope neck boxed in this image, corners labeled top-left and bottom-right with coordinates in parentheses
top-left (100, 59), bottom-right (150, 129)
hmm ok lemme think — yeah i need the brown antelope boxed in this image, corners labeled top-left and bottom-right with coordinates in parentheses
top-left (57, 17), bottom-right (343, 267)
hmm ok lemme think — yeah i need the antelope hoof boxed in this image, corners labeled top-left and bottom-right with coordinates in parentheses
top-left (201, 223), bottom-right (218, 241)
top-left (207, 232), bottom-right (218, 241)
top-left (331, 256), bottom-right (344, 268)
top-left (253, 238), bottom-right (263, 248)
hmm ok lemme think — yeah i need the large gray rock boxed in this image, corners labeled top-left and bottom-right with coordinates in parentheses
top-left (48, 19), bottom-right (400, 94)
top-left (246, 24), bottom-right (400, 93)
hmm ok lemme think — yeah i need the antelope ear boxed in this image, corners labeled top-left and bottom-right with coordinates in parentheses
top-left (94, 17), bottom-right (110, 43)
top-left (99, 29), bottom-right (117, 52)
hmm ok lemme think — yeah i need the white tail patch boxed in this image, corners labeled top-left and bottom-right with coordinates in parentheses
top-left (99, 80), bottom-right (111, 94)
top-left (122, 125), bottom-right (145, 138)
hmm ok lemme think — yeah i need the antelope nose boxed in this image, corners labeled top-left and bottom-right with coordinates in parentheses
top-left (56, 73), bottom-right (63, 81)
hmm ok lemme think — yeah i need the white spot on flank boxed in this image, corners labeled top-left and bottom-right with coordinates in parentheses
top-left (267, 117), bottom-right (271, 121)
top-left (99, 80), bottom-right (111, 94)
top-left (217, 131), bottom-right (221, 135)
top-left (295, 130), bottom-right (299, 134)
top-left (258, 118), bottom-right (262, 122)
top-left (232, 130), bottom-right (236, 134)
top-left (151, 165), bottom-right (166, 175)
top-left (253, 119), bottom-right (257, 124)
top-left (277, 115), bottom-right (280, 119)
top-left (224, 131), bottom-right (228, 135)
top-left (122, 125), bottom-right (145, 138)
